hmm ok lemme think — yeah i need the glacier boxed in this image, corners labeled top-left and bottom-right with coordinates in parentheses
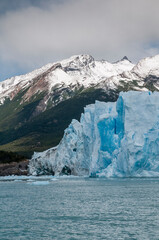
top-left (29, 91), bottom-right (159, 177)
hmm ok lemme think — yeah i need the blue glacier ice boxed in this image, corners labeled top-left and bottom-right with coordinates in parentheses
top-left (29, 91), bottom-right (159, 177)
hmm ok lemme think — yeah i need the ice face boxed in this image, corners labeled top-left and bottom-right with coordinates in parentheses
top-left (29, 91), bottom-right (159, 177)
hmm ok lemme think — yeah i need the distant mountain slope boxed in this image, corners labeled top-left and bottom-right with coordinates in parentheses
top-left (0, 54), bottom-right (134, 107)
top-left (0, 54), bottom-right (159, 157)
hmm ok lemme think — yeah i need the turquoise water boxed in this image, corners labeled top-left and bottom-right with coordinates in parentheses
top-left (0, 177), bottom-right (159, 240)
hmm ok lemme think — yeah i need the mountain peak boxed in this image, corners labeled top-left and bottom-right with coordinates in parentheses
top-left (114, 56), bottom-right (131, 64)
top-left (121, 56), bottom-right (130, 62)
top-left (132, 54), bottom-right (159, 78)
top-left (61, 54), bottom-right (94, 64)
top-left (60, 54), bottom-right (95, 69)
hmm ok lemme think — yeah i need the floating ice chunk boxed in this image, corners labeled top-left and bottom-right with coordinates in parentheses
top-left (27, 181), bottom-right (50, 185)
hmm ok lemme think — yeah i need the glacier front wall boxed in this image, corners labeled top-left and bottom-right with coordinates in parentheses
top-left (29, 91), bottom-right (159, 177)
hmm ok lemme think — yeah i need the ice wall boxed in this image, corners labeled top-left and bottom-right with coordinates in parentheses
top-left (29, 91), bottom-right (159, 177)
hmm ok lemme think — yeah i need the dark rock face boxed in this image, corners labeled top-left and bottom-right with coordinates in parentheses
top-left (122, 56), bottom-right (129, 61)
top-left (60, 165), bottom-right (71, 175)
top-left (0, 160), bottom-right (29, 176)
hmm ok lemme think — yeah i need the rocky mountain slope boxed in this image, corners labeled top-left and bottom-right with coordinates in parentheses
top-left (0, 54), bottom-right (134, 108)
top-left (0, 54), bottom-right (159, 157)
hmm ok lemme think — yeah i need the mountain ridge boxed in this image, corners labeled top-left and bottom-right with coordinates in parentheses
top-left (0, 53), bottom-right (159, 157)
top-left (0, 54), bottom-right (134, 106)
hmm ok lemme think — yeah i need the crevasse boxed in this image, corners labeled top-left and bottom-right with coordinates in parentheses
top-left (29, 91), bottom-right (159, 177)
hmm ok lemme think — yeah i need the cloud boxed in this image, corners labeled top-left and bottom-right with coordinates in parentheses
top-left (0, 0), bottom-right (159, 79)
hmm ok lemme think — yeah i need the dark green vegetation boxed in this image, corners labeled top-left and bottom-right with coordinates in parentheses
top-left (0, 150), bottom-right (25, 164)
top-left (0, 87), bottom-right (118, 158)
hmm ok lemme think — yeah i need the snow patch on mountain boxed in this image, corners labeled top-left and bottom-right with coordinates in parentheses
top-left (132, 55), bottom-right (159, 78)
top-left (100, 54), bottom-right (159, 91)
top-left (60, 54), bottom-right (135, 87)
top-left (0, 63), bottom-right (54, 104)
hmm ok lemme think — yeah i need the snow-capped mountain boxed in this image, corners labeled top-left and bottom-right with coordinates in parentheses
top-left (1, 53), bottom-right (159, 113)
top-left (100, 55), bottom-right (159, 91)
top-left (0, 53), bottom-right (159, 157)
top-left (0, 54), bottom-right (134, 106)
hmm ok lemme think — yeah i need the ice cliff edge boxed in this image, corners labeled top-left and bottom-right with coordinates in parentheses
top-left (29, 91), bottom-right (159, 177)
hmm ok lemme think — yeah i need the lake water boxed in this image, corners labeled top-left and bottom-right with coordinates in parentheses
top-left (0, 176), bottom-right (159, 240)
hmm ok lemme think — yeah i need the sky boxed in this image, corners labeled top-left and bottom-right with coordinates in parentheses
top-left (0, 0), bottom-right (159, 81)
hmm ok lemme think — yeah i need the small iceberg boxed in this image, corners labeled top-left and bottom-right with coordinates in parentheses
top-left (27, 181), bottom-right (50, 185)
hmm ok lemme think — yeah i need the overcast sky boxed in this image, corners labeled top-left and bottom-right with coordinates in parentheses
top-left (0, 0), bottom-right (159, 81)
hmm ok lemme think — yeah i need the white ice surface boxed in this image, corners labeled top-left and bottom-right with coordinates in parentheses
top-left (29, 91), bottom-right (159, 177)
